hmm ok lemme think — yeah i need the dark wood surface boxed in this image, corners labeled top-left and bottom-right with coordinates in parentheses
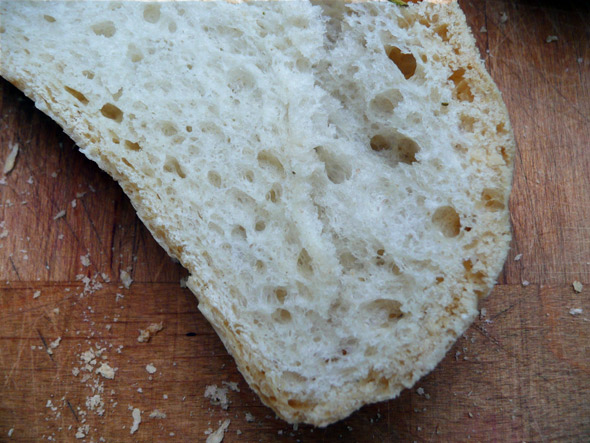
top-left (1, 1), bottom-right (589, 441)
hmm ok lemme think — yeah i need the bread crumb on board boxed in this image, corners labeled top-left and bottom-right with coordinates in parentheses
top-left (205, 385), bottom-right (230, 410)
top-left (3, 142), bottom-right (19, 174)
top-left (149, 409), bottom-right (167, 419)
top-left (53, 210), bottom-right (66, 220)
top-left (8, 428), bottom-right (14, 438)
top-left (573, 281), bottom-right (583, 293)
top-left (80, 253), bottom-right (91, 267)
top-left (145, 363), bottom-right (157, 374)
top-left (206, 419), bottom-right (231, 443)
top-left (569, 308), bottom-right (583, 316)
top-left (33, 290), bottom-right (41, 299)
top-left (120, 269), bottom-right (133, 289)
top-left (514, 253), bottom-right (522, 261)
top-left (137, 322), bottom-right (164, 343)
top-left (130, 408), bottom-right (141, 435)
top-left (96, 362), bottom-right (116, 379)
top-left (546, 35), bottom-right (559, 43)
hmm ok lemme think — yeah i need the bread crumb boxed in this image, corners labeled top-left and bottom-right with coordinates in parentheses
top-left (569, 308), bottom-right (583, 316)
top-left (145, 363), bottom-right (157, 374)
top-left (500, 12), bottom-right (508, 24)
top-left (546, 35), bottom-right (558, 43)
top-left (47, 337), bottom-right (61, 355)
top-left (205, 385), bottom-right (229, 410)
top-left (33, 290), bottom-right (41, 299)
top-left (222, 381), bottom-right (240, 392)
top-left (75, 425), bottom-right (88, 439)
top-left (3, 143), bottom-right (19, 174)
top-left (137, 322), bottom-right (164, 343)
top-left (80, 253), bottom-right (91, 267)
top-left (71, 199), bottom-right (77, 208)
top-left (245, 412), bottom-right (255, 422)
top-left (53, 210), bottom-right (66, 220)
top-left (206, 419), bottom-right (230, 443)
top-left (72, 367), bottom-right (80, 377)
top-left (479, 26), bottom-right (487, 33)
top-left (416, 387), bottom-right (425, 396)
top-left (149, 409), bottom-right (167, 419)
top-left (0, 228), bottom-right (8, 239)
top-left (514, 254), bottom-right (522, 261)
top-left (8, 428), bottom-right (14, 438)
top-left (96, 363), bottom-right (116, 379)
top-left (130, 408), bottom-right (141, 435)
top-left (522, 280), bottom-right (530, 287)
top-left (573, 281), bottom-right (583, 293)
top-left (180, 277), bottom-right (188, 288)
top-left (120, 270), bottom-right (133, 289)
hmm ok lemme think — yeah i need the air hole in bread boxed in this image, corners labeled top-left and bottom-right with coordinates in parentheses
top-left (431, 206), bottom-right (461, 237)
top-left (124, 140), bottom-right (141, 151)
top-left (185, 125), bottom-right (193, 133)
top-left (91, 21), bottom-right (116, 38)
top-left (274, 288), bottom-right (287, 303)
top-left (82, 70), bottom-right (94, 80)
top-left (243, 170), bottom-right (254, 183)
top-left (266, 183), bottom-right (282, 203)
top-left (161, 122), bottom-right (178, 137)
top-left (436, 276), bottom-right (445, 284)
top-left (365, 299), bottom-right (403, 327)
top-left (255, 220), bottom-right (266, 232)
top-left (207, 171), bottom-right (222, 188)
top-left (364, 346), bottom-right (377, 357)
top-left (463, 259), bottom-right (486, 284)
top-left (208, 222), bottom-right (224, 236)
top-left (498, 146), bottom-right (510, 165)
top-left (100, 103), bottom-right (123, 123)
top-left (43, 15), bottom-right (56, 23)
top-left (385, 46), bottom-right (417, 80)
top-left (370, 133), bottom-right (420, 166)
top-left (449, 68), bottom-right (474, 102)
top-left (314, 146), bottom-right (351, 184)
top-left (163, 156), bottom-right (186, 179)
top-left (481, 188), bottom-right (505, 211)
top-left (257, 151), bottom-right (285, 176)
top-left (297, 249), bottom-right (314, 276)
top-left (287, 397), bottom-right (310, 409)
top-left (127, 44), bottom-right (144, 63)
top-left (64, 86), bottom-right (89, 105)
top-left (460, 113), bottom-right (476, 132)
top-left (339, 251), bottom-right (361, 272)
top-left (434, 24), bottom-right (450, 42)
top-left (143, 4), bottom-right (161, 23)
top-left (168, 20), bottom-right (177, 33)
top-left (370, 89), bottom-right (402, 116)
top-left (272, 308), bottom-right (292, 324)
top-left (284, 371), bottom-right (306, 385)
top-left (496, 122), bottom-right (506, 133)
top-left (231, 225), bottom-right (247, 240)
top-left (121, 157), bottom-right (133, 169)
top-left (255, 260), bottom-right (266, 273)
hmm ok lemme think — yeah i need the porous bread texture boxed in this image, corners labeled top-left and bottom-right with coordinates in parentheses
top-left (0, 0), bottom-right (514, 426)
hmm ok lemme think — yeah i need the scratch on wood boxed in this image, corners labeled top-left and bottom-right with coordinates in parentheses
top-left (473, 324), bottom-right (513, 358)
top-left (37, 328), bottom-right (54, 361)
top-left (67, 399), bottom-right (79, 422)
top-left (8, 256), bottom-right (22, 281)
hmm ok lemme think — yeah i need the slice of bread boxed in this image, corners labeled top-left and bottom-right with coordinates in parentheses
top-left (0, 0), bottom-right (514, 426)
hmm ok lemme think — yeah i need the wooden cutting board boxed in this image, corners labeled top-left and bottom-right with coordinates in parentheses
top-left (1, 1), bottom-right (589, 441)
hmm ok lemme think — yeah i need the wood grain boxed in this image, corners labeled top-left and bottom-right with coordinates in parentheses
top-left (1, 1), bottom-right (589, 441)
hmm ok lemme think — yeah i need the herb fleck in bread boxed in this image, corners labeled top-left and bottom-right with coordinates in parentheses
top-left (0, 0), bottom-right (514, 426)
